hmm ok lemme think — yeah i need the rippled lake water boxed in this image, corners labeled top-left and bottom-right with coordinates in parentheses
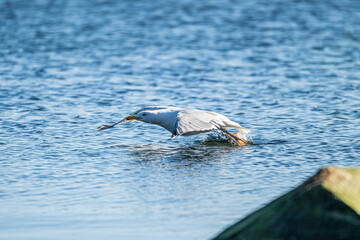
top-left (1, 0), bottom-right (360, 239)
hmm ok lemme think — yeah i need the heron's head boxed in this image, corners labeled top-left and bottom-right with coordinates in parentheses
top-left (126, 111), bottom-right (154, 123)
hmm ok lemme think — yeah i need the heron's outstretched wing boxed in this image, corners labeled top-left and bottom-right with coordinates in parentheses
top-left (172, 109), bottom-right (224, 137)
top-left (131, 106), bottom-right (182, 115)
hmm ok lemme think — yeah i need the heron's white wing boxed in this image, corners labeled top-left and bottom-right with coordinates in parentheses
top-left (172, 109), bottom-right (225, 137)
top-left (132, 106), bottom-right (183, 115)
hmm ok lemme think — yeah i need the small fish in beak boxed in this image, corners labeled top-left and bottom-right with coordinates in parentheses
top-left (98, 115), bottom-right (139, 131)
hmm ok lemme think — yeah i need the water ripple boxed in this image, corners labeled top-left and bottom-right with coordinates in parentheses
top-left (1, 0), bottom-right (360, 239)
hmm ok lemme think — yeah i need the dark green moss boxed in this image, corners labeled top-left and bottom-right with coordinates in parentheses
top-left (214, 168), bottom-right (360, 240)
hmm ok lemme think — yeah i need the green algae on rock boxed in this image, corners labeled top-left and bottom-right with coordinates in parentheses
top-left (213, 167), bottom-right (360, 240)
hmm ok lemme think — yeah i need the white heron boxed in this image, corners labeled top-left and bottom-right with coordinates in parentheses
top-left (98, 106), bottom-right (251, 145)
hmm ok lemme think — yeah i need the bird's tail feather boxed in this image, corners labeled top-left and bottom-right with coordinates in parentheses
top-left (235, 126), bottom-right (252, 142)
top-left (236, 126), bottom-right (250, 135)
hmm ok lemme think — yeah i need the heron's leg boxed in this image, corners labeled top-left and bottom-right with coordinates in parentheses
top-left (221, 128), bottom-right (247, 146)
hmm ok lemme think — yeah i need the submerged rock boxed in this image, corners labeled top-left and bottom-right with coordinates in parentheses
top-left (213, 167), bottom-right (360, 240)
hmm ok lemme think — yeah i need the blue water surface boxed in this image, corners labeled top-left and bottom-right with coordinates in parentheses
top-left (1, 0), bottom-right (360, 239)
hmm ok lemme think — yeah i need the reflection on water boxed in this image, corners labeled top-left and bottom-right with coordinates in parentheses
top-left (127, 143), bottom-right (246, 167)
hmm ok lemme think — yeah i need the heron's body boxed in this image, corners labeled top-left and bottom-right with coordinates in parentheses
top-left (98, 106), bottom-right (250, 144)
top-left (138, 107), bottom-right (181, 134)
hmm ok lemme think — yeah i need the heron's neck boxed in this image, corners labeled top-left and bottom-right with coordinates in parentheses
top-left (151, 111), bottom-right (179, 132)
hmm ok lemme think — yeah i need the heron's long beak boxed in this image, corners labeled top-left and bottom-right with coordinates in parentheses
top-left (98, 115), bottom-right (140, 131)
top-left (125, 115), bottom-right (140, 121)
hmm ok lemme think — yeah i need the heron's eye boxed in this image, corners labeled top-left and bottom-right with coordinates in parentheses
top-left (142, 113), bottom-right (147, 116)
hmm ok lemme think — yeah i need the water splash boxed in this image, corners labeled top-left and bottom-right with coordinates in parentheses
top-left (203, 130), bottom-right (253, 146)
